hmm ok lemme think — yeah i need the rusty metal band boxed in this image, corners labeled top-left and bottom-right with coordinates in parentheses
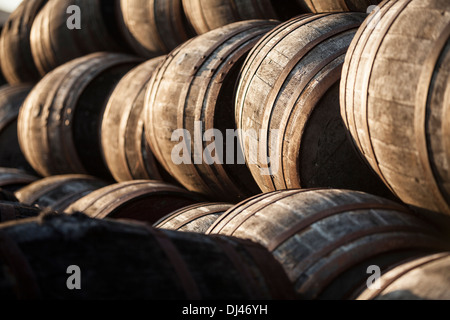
top-left (302, 233), bottom-right (450, 300)
top-left (341, 0), bottom-right (394, 153)
top-left (267, 201), bottom-right (411, 252)
top-left (227, 188), bottom-right (324, 236)
top-left (239, 238), bottom-right (296, 299)
top-left (277, 50), bottom-right (347, 188)
top-left (359, 0), bottom-right (412, 192)
top-left (0, 203), bottom-right (16, 222)
top-left (359, 252), bottom-right (450, 300)
top-left (414, 22), bottom-right (450, 214)
top-left (212, 236), bottom-right (261, 298)
top-left (205, 191), bottom-right (284, 235)
top-left (148, 228), bottom-right (202, 299)
top-left (0, 230), bottom-right (41, 299)
top-left (261, 22), bottom-right (362, 189)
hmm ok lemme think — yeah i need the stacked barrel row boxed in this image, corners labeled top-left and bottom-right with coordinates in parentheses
top-left (0, 0), bottom-right (449, 300)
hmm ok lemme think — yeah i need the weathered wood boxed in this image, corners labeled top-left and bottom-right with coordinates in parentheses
top-left (145, 20), bottom-right (279, 202)
top-left (65, 180), bottom-right (205, 224)
top-left (0, 84), bottom-right (35, 172)
top-left (18, 52), bottom-right (142, 180)
top-left (154, 202), bottom-right (232, 233)
top-left (15, 175), bottom-right (108, 213)
top-left (235, 13), bottom-right (392, 198)
top-left (296, 0), bottom-right (381, 13)
top-left (30, 0), bottom-right (131, 75)
top-left (340, 0), bottom-right (450, 215)
top-left (182, 0), bottom-right (303, 35)
top-left (0, 168), bottom-right (38, 192)
top-left (356, 252), bottom-right (450, 300)
top-left (206, 188), bottom-right (450, 299)
top-left (0, 0), bottom-right (47, 84)
top-left (118, 0), bottom-right (195, 58)
top-left (0, 213), bottom-right (297, 299)
top-left (102, 57), bottom-right (166, 182)
top-left (0, 201), bottom-right (42, 222)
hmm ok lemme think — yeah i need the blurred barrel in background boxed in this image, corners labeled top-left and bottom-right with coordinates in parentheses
top-left (0, 84), bottom-right (35, 173)
top-left (15, 174), bottom-right (108, 212)
top-left (0, 167), bottom-right (38, 192)
top-left (30, 0), bottom-right (132, 75)
top-left (0, 213), bottom-right (297, 299)
top-left (18, 52), bottom-right (142, 180)
top-left (0, 0), bottom-right (46, 84)
top-left (296, 0), bottom-right (381, 13)
top-left (117, 0), bottom-right (195, 58)
top-left (65, 180), bottom-right (205, 224)
top-left (0, 201), bottom-right (42, 223)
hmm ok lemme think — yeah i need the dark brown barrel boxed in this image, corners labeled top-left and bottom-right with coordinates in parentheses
top-left (65, 180), bottom-right (205, 224)
top-left (30, 0), bottom-right (131, 76)
top-left (235, 13), bottom-right (392, 199)
top-left (206, 189), bottom-right (450, 299)
top-left (0, 201), bottom-right (42, 223)
top-left (0, 213), bottom-right (296, 299)
top-left (356, 252), bottom-right (450, 300)
top-left (18, 52), bottom-right (142, 180)
top-left (181, 0), bottom-right (304, 35)
top-left (0, 189), bottom-right (18, 202)
top-left (0, 0), bottom-right (47, 84)
top-left (145, 20), bottom-right (279, 202)
top-left (0, 84), bottom-right (34, 172)
top-left (340, 0), bottom-right (450, 216)
top-left (117, 0), bottom-right (195, 58)
top-left (0, 168), bottom-right (38, 192)
top-left (15, 175), bottom-right (108, 213)
top-left (154, 202), bottom-right (232, 233)
top-left (296, 0), bottom-right (381, 12)
top-left (101, 56), bottom-right (165, 182)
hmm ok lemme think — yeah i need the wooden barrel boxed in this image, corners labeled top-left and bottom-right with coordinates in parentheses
top-left (145, 20), bottom-right (279, 202)
top-left (206, 189), bottom-right (450, 299)
top-left (117, 0), bottom-right (195, 58)
top-left (0, 84), bottom-right (35, 172)
top-left (0, 168), bottom-right (38, 192)
top-left (0, 0), bottom-right (47, 84)
top-left (30, 0), bottom-right (131, 76)
top-left (15, 175), bottom-right (108, 213)
top-left (0, 189), bottom-right (18, 202)
top-left (340, 0), bottom-right (450, 216)
top-left (235, 13), bottom-right (392, 198)
top-left (296, 0), bottom-right (381, 13)
top-left (0, 213), bottom-right (296, 299)
top-left (65, 180), bottom-right (205, 224)
top-left (154, 202), bottom-right (232, 233)
top-left (356, 252), bottom-right (450, 300)
top-left (101, 56), bottom-right (166, 182)
top-left (18, 52), bottom-right (142, 180)
top-left (181, 0), bottom-right (303, 35)
top-left (0, 201), bottom-right (42, 223)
